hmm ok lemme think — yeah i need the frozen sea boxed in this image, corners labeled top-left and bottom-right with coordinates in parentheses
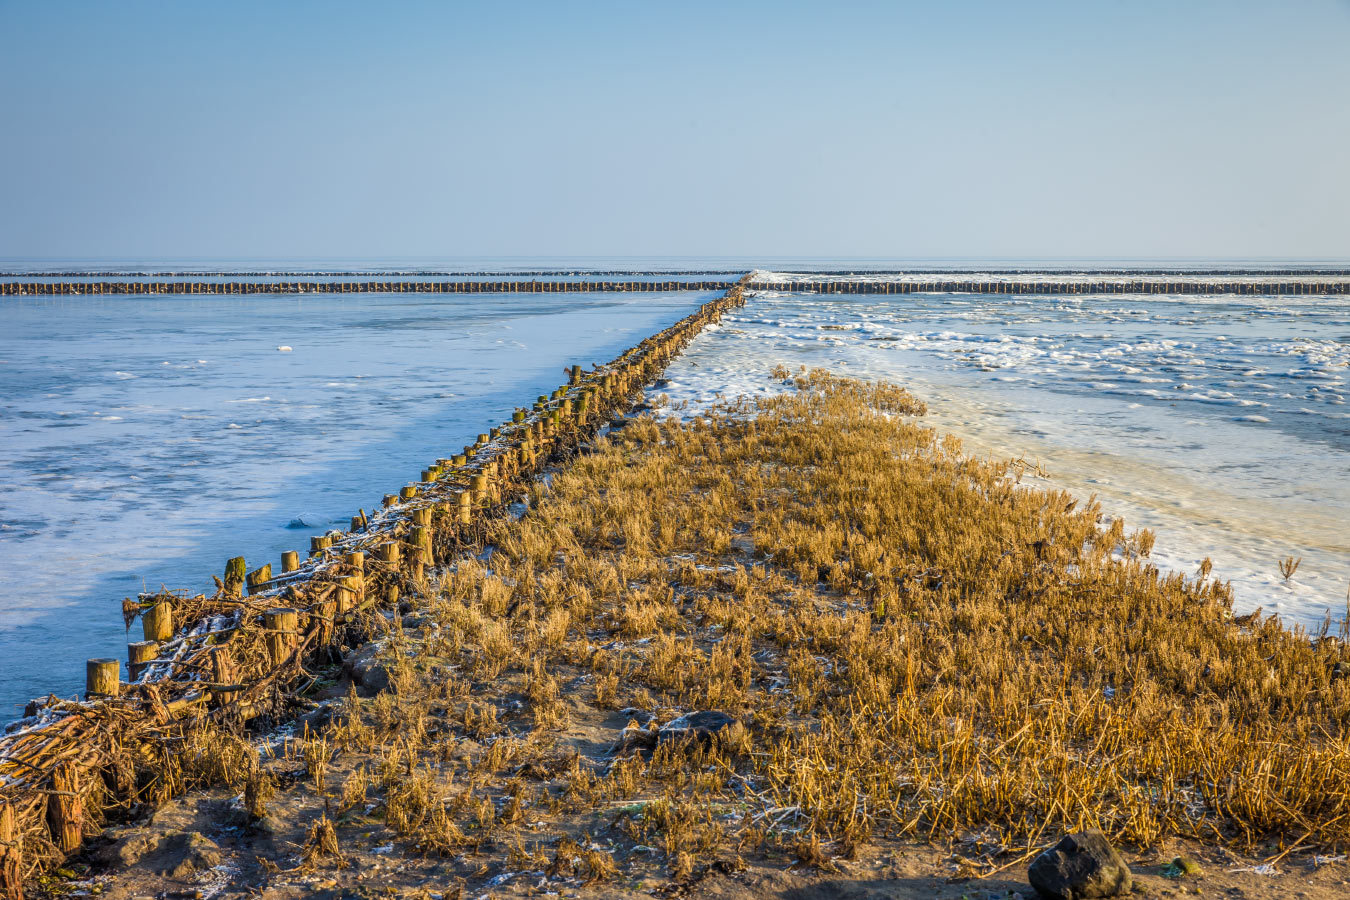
top-left (3, 270), bottom-right (1348, 719)
top-left (658, 281), bottom-right (1350, 632)
top-left (0, 289), bottom-right (714, 716)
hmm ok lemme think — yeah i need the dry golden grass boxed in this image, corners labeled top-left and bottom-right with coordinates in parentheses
top-left (165, 368), bottom-right (1350, 886)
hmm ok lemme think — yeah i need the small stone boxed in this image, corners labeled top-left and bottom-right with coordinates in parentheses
top-left (1028, 831), bottom-right (1133, 899)
top-left (343, 643), bottom-right (393, 694)
top-left (657, 711), bottom-right (737, 746)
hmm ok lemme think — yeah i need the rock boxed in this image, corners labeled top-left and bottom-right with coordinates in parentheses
top-left (618, 707), bottom-right (656, 726)
top-left (657, 711), bottom-right (737, 746)
top-left (608, 725), bottom-right (658, 756)
top-left (342, 643), bottom-right (393, 694)
top-left (1028, 831), bottom-right (1132, 899)
top-left (105, 831), bottom-right (161, 868)
top-left (105, 830), bottom-right (221, 878)
top-left (1172, 856), bottom-right (1203, 877)
top-left (147, 831), bottom-right (221, 878)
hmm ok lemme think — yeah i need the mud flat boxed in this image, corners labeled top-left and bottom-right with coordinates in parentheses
top-left (10, 360), bottom-right (1350, 899)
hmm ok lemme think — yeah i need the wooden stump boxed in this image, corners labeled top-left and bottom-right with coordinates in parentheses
top-left (1, 800), bottom-right (22, 900)
top-left (245, 564), bottom-right (272, 596)
top-left (263, 608), bottom-right (299, 668)
top-left (458, 491), bottom-right (472, 525)
top-left (411, 526), bottom-right (433, 566)
top-left (46, 763), bottom-right (81, 854)
top-left (85, 659), bottom-right (119, 698)
top-left (142, 601), bottom-right (173, 642)
top-left (222, 556), bottom-right (247, 596)
top-left (127, 641), bottom-right (158, 680)
top-left (281, 550), bottom-right (300, 573)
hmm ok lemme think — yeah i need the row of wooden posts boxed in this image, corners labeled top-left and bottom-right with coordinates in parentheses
top-left (0, 280), bottom-right (736, 296)
top-left (4, 279), bottom-right (1344, 298)
top-left (756, 277), bottom-right (1344, 295)
top-left (0, 281), bottom-right (750, 900)
top-left (750, 279), bottom-right (1350, 296)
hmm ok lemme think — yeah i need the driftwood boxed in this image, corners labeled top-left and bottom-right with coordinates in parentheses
top-left (0, 283), bottom-right (748, 895)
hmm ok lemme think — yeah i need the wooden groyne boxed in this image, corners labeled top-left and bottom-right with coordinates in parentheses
top-left (0, 281), bottom-right (748, 897)
top-left (0, 280), bottom-right (737, 296)
top-left (750, 278), bottom-right (1350, 295)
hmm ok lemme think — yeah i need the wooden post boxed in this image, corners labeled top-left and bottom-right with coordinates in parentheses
top-left (375, 543), bottom-right (400, 605)
top-left (128, 641), bottom-right (158, 680)
top-left (400, 485), bottom-right (418, 500)
top-left (411, 526), bottom-right (433, 566)
top-left (411, 507), bottom-right (431, 527)
top-left (86, 659), bottom-right (119, 698)
top-left (310, 535), bottom-right (331, 558)
top-left (335, 577), bottom-right (356, 614)
top-left (210, 646), bottom-right (237, 686)
top-left (471, 473), bottom-right (488, 505)
top-left (0, 800), bottom-right (21, 900)
top-left (570, 364), bottom-right (582, 384)
top-left (47, 762), bottom-right (81, 854)
top-left (344, 551), bottom-right (366, 604)
top-left (223, 556), bottom-right (247, 596)
top-left (263, 608), bottom-right (298, 668)
top-left (458, 491), bottom-right (472, 524)
top-left (142, 600), bottom-right (173, 642)
top-left (245, 564), bottom-right (272, 596)
top-left (281, 550), bottom-right (300, 573)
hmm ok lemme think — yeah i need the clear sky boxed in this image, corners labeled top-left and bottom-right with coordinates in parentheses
top-left (2, 1), bottom-right (1348, 262)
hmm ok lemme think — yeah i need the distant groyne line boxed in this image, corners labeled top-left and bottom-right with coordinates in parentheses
top-left (750, 277), bottom-right (1350, 296)
top-left (5, 276), bottom-right (1349, 296)
top-left (0, 279), bottom-right (738, 296)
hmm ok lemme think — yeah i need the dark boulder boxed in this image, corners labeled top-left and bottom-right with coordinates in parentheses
top-left (1028, 831), bottom-right (1132, 899)
top-left (656, 711), bottom-right (736, 746)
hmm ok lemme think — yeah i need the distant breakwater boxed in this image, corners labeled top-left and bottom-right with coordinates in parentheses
top-left (0, 280), bottom-right (737, 295)
top-left (5, 277), bottom-right (1349, 296)
top-left (750, 278), bottom-right (1350, 296)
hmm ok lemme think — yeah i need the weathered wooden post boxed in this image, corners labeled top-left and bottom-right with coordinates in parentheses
top-left (245, 564), bottom-right (272, 596)
top-left (375, 543), bottom-right (400, 605)
top-left (223, 556), bottom-right (247, 596)
top-left (211, 646), bottom-right (237, 686)
top-left (142, 600), bottom-right (173, 642)
top-left (281, 550), bottom-right (300, 573)
top-left (344, 551), bottom-right (365, 603)
top-left (263, 608), bottom-right (299, 667)
top-left (47, 763), bottom-right (81, 853)
top-left (86, 659), bottom-right (119, 698)
top-left (457, 491), bottom-right (472, 524)
top-left (399, 485), bottom-right (418, 501)
top-left (411, 526), bottom-right (433, 567)
top-left (128, 641), bottom-right (158, 680)
top-left (0, 800), bottom-right (21, 900)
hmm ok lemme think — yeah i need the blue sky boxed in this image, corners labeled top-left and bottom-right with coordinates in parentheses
top-left (1, 1), bottom-right (1348, 261)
